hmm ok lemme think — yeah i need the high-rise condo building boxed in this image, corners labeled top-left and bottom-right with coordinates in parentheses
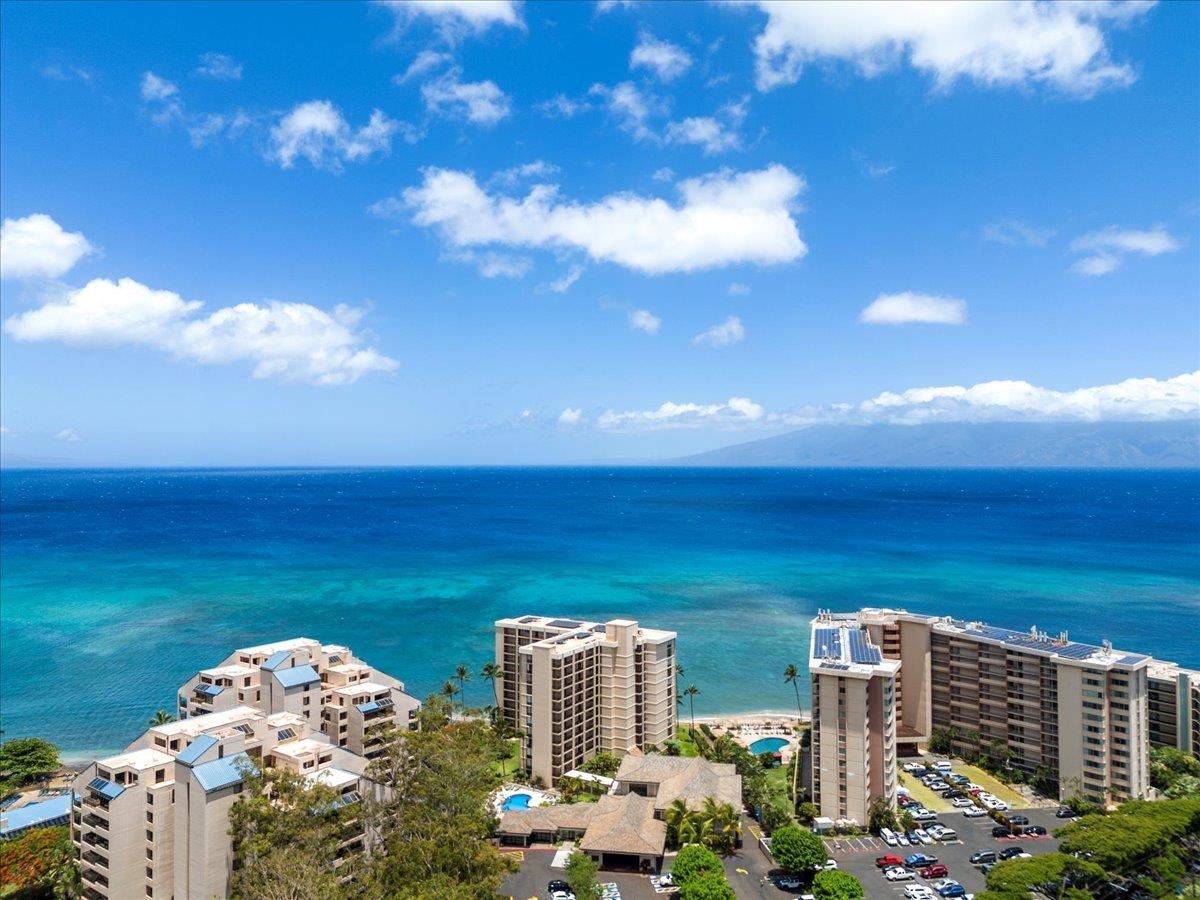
top-left (1147, 661), bottom-right (1200, 757)
top-left (494, 616), bottom-right (677, 786)
top-left (73, 638), bottom-right (418, 900)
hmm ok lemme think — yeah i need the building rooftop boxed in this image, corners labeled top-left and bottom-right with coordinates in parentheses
top-left (98, 747), bottom-right (175, 771)
top-left (497, 615), bottom-right (677, 649)
top-left (0, 795), bottom-right (73, 839)
top-left (934, 619), bottom-right (1150, 668)
top-left (271, 738), bottom-right (330, 760)
top-left (176, 735), bottom-right (219, 767)
top-left (236, 637), bottom-right (320, 657)
top-left (613, 754), bottom-right (742, 811)
top-left (273, 664), bottom-right (321, 689)
top-left (808, 617), bottom-right (900, 678)
top-left (306, 767), bottom-right (360, 791)
top-left (1147, 660), bottom-right (1200, 683)
top-left (192, 754), bottom-right (253, 793)
top-left (579, 793), bottom-right (666, 857)
top-left (150, 706), bottom-right (263, 737)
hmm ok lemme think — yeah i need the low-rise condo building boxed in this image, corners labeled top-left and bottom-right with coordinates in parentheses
top-left (494, 616), bottom-right (677, 785)
top-left (809, 609), bottom-right (1155, 815)
top-left (1147, 661), bottom-right (1200, 757)
top-left (73, 638), bottom-right (417, 900)
top-left (807, 618), bottom-right (900, 823)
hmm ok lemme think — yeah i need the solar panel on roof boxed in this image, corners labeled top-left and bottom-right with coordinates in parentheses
top-left (814, 627), bottom-right (843, 660)
top-left (277, 728), bottom-right (296, 741)
top-left (518, 616), bottom-right (539, 624)
top-left (546, 619), bottom-right (583, 629)
top-left (848, 629), bottom-right (882, 664)
top-left (234, 724), bottom-right (254, 735)
top-left (591, 624), bottom-right (606, 633)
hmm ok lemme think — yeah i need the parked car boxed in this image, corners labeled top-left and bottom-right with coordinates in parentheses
top-left (934, 761), bottom-right (954, 772)
top-left (1055, 807), bottom-right (1079, 818)
top-left (897, 833), bottom-right (911, 846)
top-left (877, 855), bottom-right (905, 869)
top-left (962, 806), bottom-right (987, 818)
top-left (912, 809), bottom-right (939, 822)
top-left (815, 859), bottom-right (839, 870)
top-left (1008, 815), bottom-right (1029, 826)
top-left (914, 828), bottom-right (934, 844)
top-left (920, 864), bottom-right (950, 879)
top-left (548, 881), bottom-right (572, 894)
top-left (999, 847), bottom-right (1031, 861)
top-left (776, 875), bottom-right (804, 889)
top-left (904, 886), bottom-right (937, 900)
top-left (1024, 825), bottom-right (1048, 836)
top-left (906, 853), bottom-right (938, 867)
top-left (937, 883), bottom-right (967, 898)
top-left (951, 797), bottom-right (974, 808)
top-left (934, 828), bottom-right (958, 842)
top-left (992, 825), bottom-right (1012, 838)
top-left (881, 827), bottom-right (899, 845)
top-left (969, 850), bottom-right (997, 865)
top-left (980, 863), bottom-right (995, 876)
top-left (886, 867), bottom-right (916, 882)
top-left (949, 774), bottom-right (970, 785)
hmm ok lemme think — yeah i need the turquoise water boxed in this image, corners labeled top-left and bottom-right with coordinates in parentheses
top-left (1, 467), bottom-right (1197, 757)
top-left (748, 737), bottom-right (790, 755)
top-left (502, 793), bottom-right (532, 812)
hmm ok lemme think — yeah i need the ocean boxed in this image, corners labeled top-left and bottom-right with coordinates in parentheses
top-left (1, 467), bottom-right (1197, 758)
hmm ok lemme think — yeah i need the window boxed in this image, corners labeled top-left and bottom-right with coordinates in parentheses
top-left (146, 792), bottom-right (154, 805)
top-left (155, 769), bottom-right (165, 784)
top-left (146, 829), bottom-right (154, 842)
top-left (146, 811), bottom-right (153, 824)
top-left (146, 866), bottom-right (153, 879)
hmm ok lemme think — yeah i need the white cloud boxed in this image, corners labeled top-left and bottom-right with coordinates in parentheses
top-left (866, 161), bottom-right (896, 178)
top-left (268, 100), bottom-right (399, 170)
top-left (596, 0), bottom-right (635, 11)
top-left (583, 371), bottom-right (1199, 433)
top-left (548, 265), bottom-right (583, 293)
top-left (536, 93), bottom-right (589, 118)
top-left (380, 0), bottom-right (523, 36)
top-left (599, 396), bottom-right (765, 430)
top-left (455, 250), bottom-right (531, 278)
top-left (692, 315), bottom-right (745, 347)
top-left (665, 116), bottom-right (741, 155)
top-left (492, 160), bottom-right (559, 186)
top-left (1, 214), bottom-right (95, 280)
top-left (592, 81), bottom-right (662, 142)
top-left (42, 64), bottom-right (93, 83)
top-left (396, 164), bottom-right (807, 275)
top-left (4, 277), bottom-right (397, 385)
top-left (422, 69), bottom-right (511, 125)
top-left (194, 52), bottom-right (243, 81)
top-left (396, 49), bottom-right (453, 83)
top-left (140, 71), bottom-right (178, 101)
top-left (728, 282), bottom-right (750, 296)
top-left (739, 0), bottom-right (1152, 96)
top-left (860, 292), bottom-right (967, 325)
top-left (982, 219), bottom-right (1055, 247)
top-left (629, 309), bottom-right (661, 334)
top-left (558, 407), bottom-right (583, 425)
top-left (56, 428), bottom-right (82, 442)
top-left (630, 33), bottom-right (693, 82)
top-left (1069, 225), bottom-right (1181, 276)
top-left (652, 167), bottom-right (674, 182)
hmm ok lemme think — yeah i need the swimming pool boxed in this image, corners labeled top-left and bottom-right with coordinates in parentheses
top-left (748, 737), bottom-right (789, 755)
top-left (501, 792), bottom-right (533, 812)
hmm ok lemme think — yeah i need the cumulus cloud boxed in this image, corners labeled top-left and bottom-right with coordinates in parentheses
top-left (548, 265), bottom-right (583, 293)
top-left (394, 164), bottom-right (807, 275)
top-left (592, 81), bottom-right (662, 142)
top-left (630, 33), bottom-right (693, 82)
top-left (396, 49), bottom-right (453, 84)
top-left (592, 83), bottom-right (747, 153)
top-left (422, 69), bottom-right (511, 125)
top-left (558, 407), bottom-right (583, 425)
top-left (728, 282), bottom-right (750, 296)
top-left (140, 71), bottom-right (178, 101)
top-left (56, 428), bottom-right (82, 442)
top-left (692, 315), bottom-right (745, 347)
top-left (582, 371), bottom-right (1199, 433)
top-left (860, 292), bottom-right (967, 325)
top-left (194, 52), bottom-right (243, 81)
top-left (598, 396), bottom-right (765, 430)
top-left (1, 214), bottom-right (95, 280)
top-left (380, 0), bottom-right (523, 37)
top-left (4, 277), bottom-right (397, 385)
top-left (492, 160), bottom-right (559, 186)
top-left (268, 100), bottom-right (399, 170)
top-left (652, 167), bottom-right (674, 182)
top-left (447, 250), bottom-right (532, 278)
top-left (629, 309), bottom-right (661, 334)
top-left (739, 0), bottom-right (1152, 96)
top-left (665, 115), bottom-right (742, 155)
top-left (982, 219), bottom-right (1056, 247)
top-left (536, 93), bottom-right (589, 118)
top-left (1069, 225), bottom-right (1181, 276)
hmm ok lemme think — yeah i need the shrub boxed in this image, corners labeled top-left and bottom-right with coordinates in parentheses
top-left (671, 844), bottom-right (724, 885)
top-left (678, 871), bottom-right (736, 900)
top-left (769, 824), bottom-right (827, 873)
top-left (813, 869), bottom-right (865, 900)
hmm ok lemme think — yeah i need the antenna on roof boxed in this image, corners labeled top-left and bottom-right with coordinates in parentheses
top-left (1102, 639), bottom-right (1112, 654)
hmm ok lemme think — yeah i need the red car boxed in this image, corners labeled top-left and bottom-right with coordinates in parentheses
top-left (876, 855), bottom-right (905, 868)
top-left (920, 864), bottom-right (949, 879)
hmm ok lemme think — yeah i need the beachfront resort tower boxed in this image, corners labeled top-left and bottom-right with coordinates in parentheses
top-left (494, 616), bottom-right (677, 786)
top-left (807, 614), bottom-right (900, 824)
top-left (72, 637), bottom-right (418, 900)
top-left (1147, 661), bottom-right (1200, 759)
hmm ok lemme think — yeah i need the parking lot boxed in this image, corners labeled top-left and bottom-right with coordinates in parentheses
top-left (829, 807), bottom-right (1064, 899)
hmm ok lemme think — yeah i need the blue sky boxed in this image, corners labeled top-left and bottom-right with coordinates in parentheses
top-left (1, 0), bottom-right (1197, 465)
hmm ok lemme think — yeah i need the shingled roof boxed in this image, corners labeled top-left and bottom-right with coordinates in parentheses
top-left (496, 802), bottom-right (596, 837)
top-left (614, 755), bottom-right (742, 811)
top-left (578, 793), bottom-right (665, 857)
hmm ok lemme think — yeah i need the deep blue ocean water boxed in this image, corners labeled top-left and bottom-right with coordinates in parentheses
top-left (2, 467), bottom-right (1197, 758)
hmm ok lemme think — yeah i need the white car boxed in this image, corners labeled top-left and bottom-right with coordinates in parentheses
top-left (897, 833), bottom-right (911, 846)
top-left (951, 797), bottom-right (975, 808)
top-left (962, 806), bottom-right (988, 818)
top-left (914, 828), bottom-right (934, 844)
top-left (912, 809), bottom-right (939, 822)
top-left (881, 828), bottom-right (899, 846)
top-left (813, 859), bottom-right (838, 871)
top-left (929, 879), bottom-right (956, 891)
top-left (886, 867), bottom-right (916, 882)
top-left (904, 886), bottom-right (937, 900)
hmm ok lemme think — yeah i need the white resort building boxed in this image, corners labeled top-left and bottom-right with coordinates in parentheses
top-left (494, 615), bottom-right (677, 786)
top-left (72, 637), bottom-right (419, 900)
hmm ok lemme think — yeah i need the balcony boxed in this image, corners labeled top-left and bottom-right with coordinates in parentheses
top-left (82, 850), bottom-right (108, 869)
top-left (82, 814), bottom-right (109, 831)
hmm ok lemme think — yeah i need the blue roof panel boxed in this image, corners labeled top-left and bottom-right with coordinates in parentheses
top-left (0, 795), bottom-right (73, 838)
top-left (176, 734), bottom-right (219, 767)
top-left (261, 650), bottom-right (292, 671)
top-left (87, 777), bottom-right (124, 801)
top-left (194, 683), bottom-right (224, 697)
top-left (274, 664), bottom-right (320, 689)
top-left (193, 754), bottom-right (254, 793)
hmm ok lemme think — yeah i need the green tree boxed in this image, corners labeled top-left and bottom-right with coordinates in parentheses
top-left (454, 664), bottom-right (471, 710)
top-left (683, 684), bottom-right (700, 734)
top-left (1150, 746), bottom-right (1200, 791)
top-left (927, 726), bottom-right (957, 755)
top-left (867, 796), bottom-right (898, 835)
top-left (232, 845), bottom-right (347, 900)
top-left (665, 797), bottom-right (692, 849)
top-left (1166, 774), bottom-right (1200, 799)
top-left (147, 709), bottom-right (175, 726)
top-left (580, 751), bottom-right (621, 779)
top-left (984, 853), bottom-right (1106, 900)
top-left (769, 824), bottom-right (827, 873)
top-left (670, 844), bottom-right (724, 884)
top-left (441, 679), bottom-right (458, 707)
top-left (813, 869), bottom-right (865, 900)
top-left (480, 662), bottom-right (503, 710)
top-left (0, 737), bottom-right (60, 784)
top-left (565, 851), bottom-right (600, 900)
top-left (678, 871), bottom-right (736, 900)
top-left (697, 797), bottom-right (741, 855)
top-left (795, 801), bottom-right (819, 825)
top-left (784, 663), bottom-right (803, 805)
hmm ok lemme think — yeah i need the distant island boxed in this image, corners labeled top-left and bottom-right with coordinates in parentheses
top-left (672, 420), bottom-right (1200, 468)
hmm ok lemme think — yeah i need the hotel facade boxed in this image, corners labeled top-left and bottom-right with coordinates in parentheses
top-left (494, 615), bottom-right (677, 786)
top-left (72, 637), bottom-right (419, 900)
top-left (1147, 661), bottom-right (1200, 757)
top-left (809, 609), bottom-right (1160, 819)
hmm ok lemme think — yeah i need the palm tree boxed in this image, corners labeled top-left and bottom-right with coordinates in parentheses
top-left (441, 679), bottom-right (458, 707)
top-left (683, 684), bottom-right (700, 736)
top-left (147, 709), bottom-right (174, 726)
top-left (699, 797), bottom-right (741, 854)
top-left (783, 663), bottom-right (803, 804)
top-left (480, 662), bottom-right (502, 707)
top-left (454, 664), bottom-right (471, 711)
top-left (664, 797), bottom-right (691, 849)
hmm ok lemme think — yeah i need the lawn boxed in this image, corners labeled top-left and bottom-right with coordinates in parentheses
top-left (490, 738), bottom-right (521, 779)
top-left (764, 763), bottom-right (790, 809)
top-left (898, 772), bottom-right (953, 813)
top-left (948, 763), bottom-right (1026, 807)
top-left (675, 726), bottom-right (702, 758)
